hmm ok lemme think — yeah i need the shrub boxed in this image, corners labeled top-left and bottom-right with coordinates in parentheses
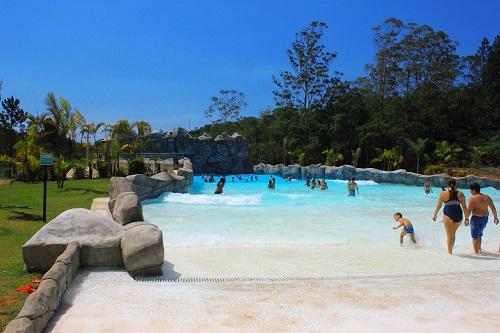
top-left (128, 159), bottom-right (146, 175)
top-left (98, 162), bottom-right (110, 178)
top-left (423, 164), bottom-right (446, 175)
top-left (73, 163), bottom-right (85, 179)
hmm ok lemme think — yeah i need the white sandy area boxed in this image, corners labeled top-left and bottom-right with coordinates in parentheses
top-left (161, 242), bottom-right (500, 278)
top-left (45, 242), bottom-right (500, 333)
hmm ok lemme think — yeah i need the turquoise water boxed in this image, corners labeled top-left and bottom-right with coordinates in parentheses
top-left (143, 175), bottom-right (500, 249)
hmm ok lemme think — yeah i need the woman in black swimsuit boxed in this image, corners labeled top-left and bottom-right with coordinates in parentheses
top-left (432, 179), bottom-right (468, 254)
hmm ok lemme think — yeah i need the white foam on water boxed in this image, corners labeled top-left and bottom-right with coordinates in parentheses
top-left (327, 179), bottom-right (379, 185)
top-left (161, 192), bottom-right (262, 206)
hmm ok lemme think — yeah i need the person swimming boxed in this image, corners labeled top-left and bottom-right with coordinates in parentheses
top-left (392, 212), bottom-right (417, 245)
top-left (432, 179), bottom-right (468, 254)
top-left (268, 178), bottom-right (275, 189)
top-left (347, 177), bottom-right (359, 196)
top-left (305, 176), bottom-right (311, 187)
top-left (424, 181), bottom-right (433, 196)
top-left (214, 179), bottom-right (224, 194)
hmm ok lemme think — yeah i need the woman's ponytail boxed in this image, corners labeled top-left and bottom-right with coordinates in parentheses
top-left (447, 179), bottom-right (456, 192)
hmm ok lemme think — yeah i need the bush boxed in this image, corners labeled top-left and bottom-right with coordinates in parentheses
top-left (98, 162), bottom-right (110, 178)
top-left (423, 164), bottom-right (446, 175)
top-left (73, 164), bottom-right (85, 179)
top-left (128, 159), bottom-right (146, 175)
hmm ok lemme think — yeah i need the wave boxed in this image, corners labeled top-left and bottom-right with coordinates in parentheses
top-left (327, 179), bottom-right (379, 185)
top-left (161, 192), bottom-right (262, 206)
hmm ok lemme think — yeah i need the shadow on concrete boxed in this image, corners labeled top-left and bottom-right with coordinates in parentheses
top-left (162, 260), bottom-right (182, 280)
top-left (456, 253), bottom-right (499, 261)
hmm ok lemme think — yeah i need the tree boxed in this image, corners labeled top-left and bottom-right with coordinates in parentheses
top-left (405, 138), bottom-right (428, 174)
top-left (54, 157), bottom-right (73, 188)
top-left (468, 146), bottom-right (485, 169)
top-left (322, 148), bottom-right (344, 166)
top-left (44, 92), bottom-right (82, 158)
top-left (351, 148), bottom-right (362, 167)
top-left (205, 89), bottom-right (247, 125)
top-left (273, 21), bottom-right (340, 137)
top-left (132, 121), bottom-right (152, 155)
top-left (81, 122), bottom-right (104, 179)
top-left (0, 96), bottom-right (27, 177)
top-left (434, 141), bottom-right (463, 164)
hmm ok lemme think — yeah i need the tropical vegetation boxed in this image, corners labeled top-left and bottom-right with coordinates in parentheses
top-left (194, 18), bottom-right (500, 174)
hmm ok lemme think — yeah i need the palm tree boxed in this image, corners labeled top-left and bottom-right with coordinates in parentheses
top-left (322, 148), bottom-right (344, 166)
top-left (370, 147), bottom-right (403, 171)
top-left (45, 92), bottom-right (81, 158)
top-left (132, 121), bottom-right (152, 156)
top-left (80, 122), bottom-right (105, 179)
top-left (405, 138), bottom-right (428, 174)
top-left (434, 141), bottom-right (463, 165)
top-left (351, 147), bottom-right (362, 167)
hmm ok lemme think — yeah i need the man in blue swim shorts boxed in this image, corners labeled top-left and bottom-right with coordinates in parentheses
top-left (465, 183), bottom-right (498, 255)
top-left (392, 212), bottom-right (417, 246)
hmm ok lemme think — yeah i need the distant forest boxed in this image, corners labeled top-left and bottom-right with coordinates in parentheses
top-left (194, 18), bottom-right (500, 174)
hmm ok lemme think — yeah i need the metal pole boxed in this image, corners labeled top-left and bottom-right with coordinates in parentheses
top-left (43, 165), bottom-right (47, 222)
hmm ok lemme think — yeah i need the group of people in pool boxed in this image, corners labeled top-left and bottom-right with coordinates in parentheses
top-left (304, 176), bottom-right (329, 190)
top-left (209, 174), bottom-right (498, 255)
top-left (203, 175), bottom-right (259, 184)
top-left (394, 179), bottom-right (498, 255)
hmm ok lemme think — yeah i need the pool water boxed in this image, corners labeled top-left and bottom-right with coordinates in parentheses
top-left (143, 175), bottom-right (500, 250)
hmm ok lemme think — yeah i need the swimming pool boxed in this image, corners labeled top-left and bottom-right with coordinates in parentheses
top-left (50, 176), bottom-right (500, 332)
top-left (144, 175), bottom-right (500, 248)
top-left (142, 175), bottom-right (500, 278)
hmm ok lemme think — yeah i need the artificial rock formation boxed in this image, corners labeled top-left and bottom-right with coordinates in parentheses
top-left (121, 222), bottom-right (164, 277)
top-left (5, 242), bottom-right (81, 333)
top-left (108, 158), bottom-right (193, 213)
top-left (23, 208), bottom-right (124, 273)
top-left (254, 164), bottom-right (500, 189)
top-left (112, 192), bottom-right (144, 225)
top-left (143, 128), bottom-right (252, 174)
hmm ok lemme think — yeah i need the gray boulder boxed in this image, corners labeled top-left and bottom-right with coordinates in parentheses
top-left (112, 192), bottom-right (143, 225)
top-left (121, 222), bottom-right (164, 276)
top-left (23, 209), bottom-right (124, 273)
top-left (3, 317), bottom-right (35, 333)
top-left (108, 162), bottom-right (194, 208)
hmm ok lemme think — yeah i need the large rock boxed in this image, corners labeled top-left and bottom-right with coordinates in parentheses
top-left (121, 222), bottom-right (164, 277)
top-left (112, 192), bottom-right (143, 225)
top-left (142, 130), bottom-right (251, 174)
top-left (108, 161), bottom-right (194, 211)
top-left (23, 209), bottom-right (124, 273)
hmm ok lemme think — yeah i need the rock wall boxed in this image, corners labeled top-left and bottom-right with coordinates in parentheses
top-left (108, 158), bottom-right (193, 212)
top-left (5, 242), bottom-right (80, 333)
top-left (254, 163), bottom-right (500, 190)
top-left (144, 128), bottom-right (252, 174)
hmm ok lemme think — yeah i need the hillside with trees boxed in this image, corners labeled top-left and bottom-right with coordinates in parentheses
top-left (195, 18), bottom-right (500, 175)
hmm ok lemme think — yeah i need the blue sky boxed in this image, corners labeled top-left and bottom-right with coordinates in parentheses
top-left (1, 0), bottom-right (499, 131)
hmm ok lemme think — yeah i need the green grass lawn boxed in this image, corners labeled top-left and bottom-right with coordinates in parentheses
top-left (0, 178), bottom-right (110, 330)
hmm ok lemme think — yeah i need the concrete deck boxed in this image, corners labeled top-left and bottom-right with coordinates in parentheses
top-left (90, 197), bottom-right (112, 218)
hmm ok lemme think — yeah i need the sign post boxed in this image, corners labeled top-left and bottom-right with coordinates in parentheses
top-left (40, 153), bottom-right (54, 222)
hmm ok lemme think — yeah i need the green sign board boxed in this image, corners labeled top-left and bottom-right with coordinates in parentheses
top-left (40, 153), bottom-right (54, 166)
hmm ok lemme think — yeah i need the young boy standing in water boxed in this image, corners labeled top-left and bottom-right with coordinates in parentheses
top-left (393, 212), bottom-right (417, 245)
